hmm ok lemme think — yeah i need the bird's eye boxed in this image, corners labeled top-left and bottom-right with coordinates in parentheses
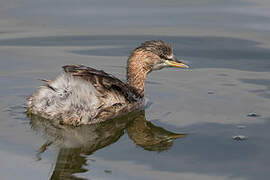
top-left (159, 54), bottom-right (168, 60)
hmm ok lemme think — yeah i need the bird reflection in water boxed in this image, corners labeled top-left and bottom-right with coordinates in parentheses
top-left (29, 110), bottom-right (186, 180)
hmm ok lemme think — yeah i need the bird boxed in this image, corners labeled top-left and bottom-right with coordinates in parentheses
top-left (27, 40), bottom-right (189, 126)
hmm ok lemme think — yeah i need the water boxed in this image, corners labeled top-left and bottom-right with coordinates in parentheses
top-left (0, 0), bottom-right (270, 179)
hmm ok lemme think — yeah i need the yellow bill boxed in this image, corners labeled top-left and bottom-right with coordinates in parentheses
top-left (165, 60), bottom-right (189, 68)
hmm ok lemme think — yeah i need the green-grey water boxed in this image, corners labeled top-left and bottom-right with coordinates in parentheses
top-left (0, 0), bottom-right (270, 179)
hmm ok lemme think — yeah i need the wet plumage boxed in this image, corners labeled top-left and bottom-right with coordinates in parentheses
top-left (27, 40), bottom-right (188, 126)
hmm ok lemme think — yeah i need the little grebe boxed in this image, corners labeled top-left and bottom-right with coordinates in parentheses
top-left (27, 40), bottom-right (189, 126)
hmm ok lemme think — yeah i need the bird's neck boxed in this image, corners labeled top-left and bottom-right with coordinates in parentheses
top-left (126, 51), bottom-right (150, 97)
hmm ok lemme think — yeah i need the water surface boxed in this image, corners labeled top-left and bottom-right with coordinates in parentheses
top-left (0, 0), bottom-right (270, 179)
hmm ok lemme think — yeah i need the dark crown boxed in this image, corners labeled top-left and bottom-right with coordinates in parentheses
top-left (136, 40), bottom-right (173, 59)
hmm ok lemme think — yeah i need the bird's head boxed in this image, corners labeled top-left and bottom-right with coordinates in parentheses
top-left (129, 40), bottom-right (189, 73)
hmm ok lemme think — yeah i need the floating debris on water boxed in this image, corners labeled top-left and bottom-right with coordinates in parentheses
top-left (104, 170), bottom-right (112, 174)
top-left (207, 91), bottom-right (215, 94)
top-left (237, 125), bottom-right (246, 129)
top-left (232, 135), bottom-right (247, 141)
top-left (247, 113), bottom-right (260, 117)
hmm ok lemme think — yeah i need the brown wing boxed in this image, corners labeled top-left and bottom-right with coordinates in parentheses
top-left (62, 65), bottom-right (141, 102)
